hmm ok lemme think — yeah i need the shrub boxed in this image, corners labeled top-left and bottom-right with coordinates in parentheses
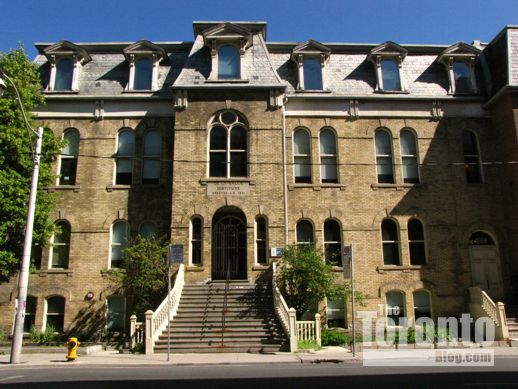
top-left (131, 342), bottom-right (145, 354)
top-left (29, 325), bottom-right (56, 344)
top-left (0, 327), bottom-right (6, 342)
top-left (322, 330), bottom-right (348, 346)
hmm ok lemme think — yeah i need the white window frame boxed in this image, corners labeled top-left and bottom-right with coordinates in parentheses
top-left (43, 295), bottom-right (65, 332)
top-left (57, 128), bottom-right (80, 186)
top-left (48, 220), bottom-right (71, 269)
top-left (126, 54), bottom-right (161, 91)
top-left (385, 290), bottom-right (406, 326)
top-left (294, 54), bottom-right (327, 91)
top-left (370, 55), bottom-right (406, 93)
top-left (445, 58), bottom-right (478, 95)
top-left (413, 289), bottom-right (432, 321)
top-left (293, 128), bottom-right (312, 184)
top-left (114, 128), bottom-right (135, 185)
top-left (209, 41), bottom-right (246, 81)
top-left (319, 128), bottom-right (338, 184)
top-left (296, 219), bottom-right (315, 247)
top-left (109, 220), bottom-right (130, 269)
top-left (47, 55), bottom-right (81, 92)
top-left (142, 130), bottom-right (162, 185)
top-left (400, 128), bottom-right (420, 184)
top-left (374, 128), bottom-right (395, 184)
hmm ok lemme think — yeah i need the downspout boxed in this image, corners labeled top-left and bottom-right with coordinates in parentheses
top-left (282, 97), bottom-right (289, 245)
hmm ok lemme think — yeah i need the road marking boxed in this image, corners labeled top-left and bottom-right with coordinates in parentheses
top-left (0, 375), bottom-right (24, 382)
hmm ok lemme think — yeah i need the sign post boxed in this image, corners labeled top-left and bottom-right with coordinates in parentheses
top-left (166, 244), bottom-right (184, 362)
top-left (343, 245), bottom-right (356, 357)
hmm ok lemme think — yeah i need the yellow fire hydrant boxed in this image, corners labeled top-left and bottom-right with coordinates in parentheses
top-left (65, 337), bottom-right (80, 361)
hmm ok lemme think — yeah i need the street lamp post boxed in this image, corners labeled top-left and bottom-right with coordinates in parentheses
top-left (0, 70), bottom-right (44, 364)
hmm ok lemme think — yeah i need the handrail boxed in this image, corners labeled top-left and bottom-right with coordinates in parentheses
top-left (272, 262), bottom-right (291, 335)
top-left (468, 286), bottom-right (509, 341)
top-left (221, 261), bottom-right (231, 347)
top-left (151, 264), bottom-right (185, 343)
top-left (480, 290), bottom-right (500, 324)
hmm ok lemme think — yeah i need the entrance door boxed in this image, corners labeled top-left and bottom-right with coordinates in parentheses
top-left (469, 231), bottom-right (504, 301)
top-left (212, 207), bottom-right (247, 280)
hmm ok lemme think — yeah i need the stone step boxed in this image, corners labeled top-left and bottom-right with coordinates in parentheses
top-left (158, 333), bottom-right (286, 341)
top-left (154, 344), bottom-right (288, 353)
top-left (176, 307), bottom-right (273, 313)
top-left (170, 321), bottom-right (281, 328)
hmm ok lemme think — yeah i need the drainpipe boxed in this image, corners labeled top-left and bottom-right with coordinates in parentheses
top-left (282, 98), bottom-right (289, 245)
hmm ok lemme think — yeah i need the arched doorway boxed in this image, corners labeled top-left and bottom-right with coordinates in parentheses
top-left (469, 231), bottom-right (504, 301)
top-left (212, 207), bottom-right (247, 280)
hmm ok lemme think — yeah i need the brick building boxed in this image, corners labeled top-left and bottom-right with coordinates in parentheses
top-left (1, 21), bottom-right (518, 345)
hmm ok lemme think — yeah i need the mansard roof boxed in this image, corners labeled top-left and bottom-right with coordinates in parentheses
top-left (292, 40), bottom-right (331, 56)
top-left (122, 40), bottom-right (167, 61)
top-left (367, 41), bottom-right (408, 62)
top-left (437, 42), bottom-right (481, 64)
top-left (42, 40), bottom-right (91, 63)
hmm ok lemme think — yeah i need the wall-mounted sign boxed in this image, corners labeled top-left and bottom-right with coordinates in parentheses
top-left (207, 182), bottom-right (250, 196)
top-left (168, 244), bottom-right (184, 266)
top-left (270, 247), bottom-right (283, 257)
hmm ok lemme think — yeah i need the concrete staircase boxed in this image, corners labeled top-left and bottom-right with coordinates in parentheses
top-left (154, 282), bottom-right (289, 353)
top-left (506, 305), bottom-right (518, 340)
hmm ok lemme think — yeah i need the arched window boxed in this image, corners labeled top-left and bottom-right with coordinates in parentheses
top-left (107, 295), bottom-right (126, 332)
top-left (296, 220), bottom-right (314, 247)
top-left (111, 220), bottom-right (130, 268)
top-left (303, 58), bottom-right (323, 90)
top-left (386, 291), bottom-right (405, 324)
top-left (381, 59), bottom-right (402, 92)
top-left (24, 296), bottom-right (37, 333)
top-left (191, 217), bottom-right (202, 265)
top-left (133, 57), bottom-right (153, 90)
top-left (256, 216), bottom-right (268, 264)
top-left (116, 129), bottom-right (134, 185)
top-left (408, 219), bottom-right (426, 265)
top-left (320, 129), bottom-right (338, 183)
top-left (462, 130), bottom-right (483, 183)
top-left (142, 130), bottom-right (161, 184)
top-left (218, 45), bottom-right (240, 79)
top-left (413, 290), bottom-right (431, 320)
top-left (294, 129), bottom-right (311, 183)
top-left (54, 58), bottom-right (74, 91)
top-left (400, 129), bottom-right (419, 184)
top-left (209, 111), bottom-right (248, 178)
top-left (51, 221), bottom-right (71, 269)
top-left (138, 221), bottom-right (157, 239)
top-left (59, 129), bottom-right (79, 185)
top-left (381, 219), bottom-right (400, 265)
top-left (375, 129), bottom-right (394, 183)
top-left (324, 219), bottom-right (342, 266)
top-left (46, 296), bottom-right (65, 332)
top-left (469, 231), bottom-right (495, 245)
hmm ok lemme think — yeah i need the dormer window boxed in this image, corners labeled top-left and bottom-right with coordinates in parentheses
top-left (42, 41), bottom-right (91, 92)
top-left (380, 59), bottom-right (401, 92)
top-left (292, 40), bottom-right (330, 91)
top-left (437, 42), bottom-right (480, 95)
top-left (368, 42), bottom-right (408, 93)
top-left (123, 40), bottom-right (167, 92)
top-left (218, 45), bottom-right (240, 79)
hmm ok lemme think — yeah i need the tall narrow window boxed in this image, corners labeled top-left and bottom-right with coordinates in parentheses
top-left (296, 220), bottom-right (314, 247)
top-left (51, 221), bottom-right (71, 269)
top-left (303, 58), bottom-right (323, 90)
top-left (46, 296), bottom-right (65, 332)
top-left (408, 219), bottom-right (426, 265)
top-left (133, 57), bottom-right (153, 90)
top-left (24, 296), bottom-right (37, 333)
top-left (59, 129), bottom-right (79, 185)
top-left (413, 290), bottom-right (431, 320)
top-left (375, 129), bottom-right (394, 183)
top-left (142, 131), bottom-right (161, 184)
top-left (462, 130), bottom-right (482, 183)
top-left (209, 111), bottom-right (248, 178)
top-left (453, 62), bottom-right (472, 94)
top-left (111, 221), bottom-right (129, 268)
top-left (320, 129), bottom-right (338, 183)
top-left (116, 129), bottom-right (134, 185)
top-left (400, 129), bottom-right (419, 184)
top-left (218, 45), bottom-right (240, 79)
top-left (54, 58), bottom-right (74, 91)
top-left (138, 221), bottom-right (157, 239)
top-left (380, 59), bottom-right (401, 91)
top-left (256, 217), bottom-right (268, 264)
top-left (294, 129), bottom-right (311, 183)
top-left (107, 295), bottom-right (126, 332)
top-left (324, 219), bottom-right (342, 266)
top-left (326, 297), bottom-right (345, 328)
top-left (386, 291), bottom-right (405, 324)
top-left (381, 219), bottom-right (400, 265)
top-left (191, 217), bottom-right (202, 265)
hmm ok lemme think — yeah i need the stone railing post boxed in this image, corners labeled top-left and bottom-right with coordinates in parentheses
top-left (288, 308), bottom-right (298, 352)
top-left (145, 310), bottom-right (154, 355)
top-left (315, 313), bottom-right (321, 347)
top-left (497, 302), bottom-right (510, 340)
top-left (130, 314), bottom-right (137, 349)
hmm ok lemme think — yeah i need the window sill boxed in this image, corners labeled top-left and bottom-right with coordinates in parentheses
top-left (46, 185), bottom-right (80, 193)
top-left (44, 90), bottom-right (79, 95)
top-left (253, 264), bottom-right (270, 271)
top-left (122, 90), bottom-right (157, 94)
top-left (294, 89), bottom-right (332, 94)
top-left (288, 183), bottom-right (346, 191)
top-left (332, 266), bottom-right (344, 272)
top-left (38, 269), bottom-right (74, 277)
top-left (186, 266), bottom-right (205, 272)
top-left (371, 183), bottom-right (423, 191)
top-left (377, 265), bottom-right (428, 273)
top-left (374, 89), bottom-right (410, 94)
top-left (200, 178), bottom-right (255, 185)
top-left (205, 79), bottom-right (250, 84)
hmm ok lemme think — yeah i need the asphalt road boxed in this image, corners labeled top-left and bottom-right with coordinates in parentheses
top-left (1, 357), bottom-right (518, 388)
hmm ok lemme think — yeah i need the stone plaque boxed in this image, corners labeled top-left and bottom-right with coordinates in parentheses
top-left (207, 182), bottom-right (250, 196)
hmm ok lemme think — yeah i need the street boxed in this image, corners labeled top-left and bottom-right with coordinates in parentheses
top-left (1, 357), bottom-right (518, 388)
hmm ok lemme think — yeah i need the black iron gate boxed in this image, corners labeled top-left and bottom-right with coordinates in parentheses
top-left (212, 216), bottom-right (246, 280)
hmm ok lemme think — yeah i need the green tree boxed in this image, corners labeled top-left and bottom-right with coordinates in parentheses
top-left (109, 236), bottom-right (169, 317)
top-left (0, 46), bottom-right (62, 282)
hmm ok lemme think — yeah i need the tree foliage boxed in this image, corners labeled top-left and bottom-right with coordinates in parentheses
top-left (277, 245), bottom-right (364, 319)
top-left (0, 45), bottom-right (62, 282)
top-left (109, 236), bottom-right (169, 317)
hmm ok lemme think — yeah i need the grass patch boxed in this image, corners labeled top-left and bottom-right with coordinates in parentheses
top-left (298, 339), bottom-right (321, 350)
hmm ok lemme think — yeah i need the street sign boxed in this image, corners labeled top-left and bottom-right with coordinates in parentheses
top-left (168, 244), bottom-right (184, 266)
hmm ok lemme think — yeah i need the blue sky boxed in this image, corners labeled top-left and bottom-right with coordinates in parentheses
top-left (2, 0), bottom-right (518, 58)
